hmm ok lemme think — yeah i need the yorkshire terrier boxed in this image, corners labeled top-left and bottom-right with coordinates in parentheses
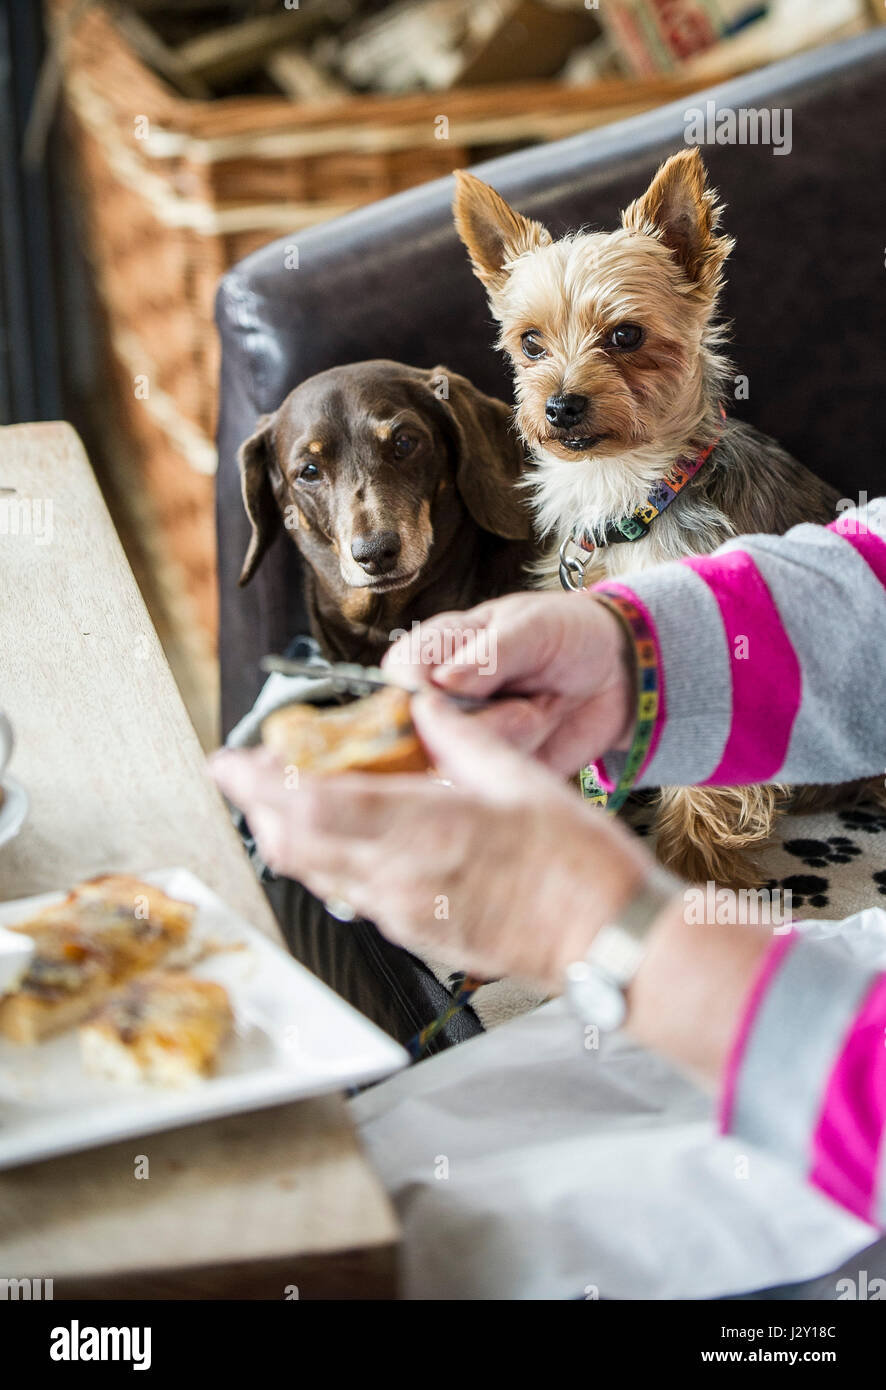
top-left (453, 148), bottom-right (844, 888)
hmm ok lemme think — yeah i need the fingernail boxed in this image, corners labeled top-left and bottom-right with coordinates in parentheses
top-left (432, 666), bottom-right (473, 691)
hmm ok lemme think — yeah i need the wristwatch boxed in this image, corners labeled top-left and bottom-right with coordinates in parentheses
top-left (564, 865), bottom-right (682, 1031)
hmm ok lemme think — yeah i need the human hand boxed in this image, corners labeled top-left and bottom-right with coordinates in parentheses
top-left (383, 591), bottom-right (635, 775)
top-left (210, 691), bottom-right (653, 990)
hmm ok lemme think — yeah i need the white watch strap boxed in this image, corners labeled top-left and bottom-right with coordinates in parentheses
top-left (565, 865), bottom-right (682, 1030)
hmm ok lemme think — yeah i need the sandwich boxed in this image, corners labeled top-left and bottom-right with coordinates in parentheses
top-left (0, 875), bottom-right (194, 1044)
top-left (79, 970), bottom-right (233, 1087)
top-left (261, 685), bottom-right (428, 776)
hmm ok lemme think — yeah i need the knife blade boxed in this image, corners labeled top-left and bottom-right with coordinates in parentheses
top-left (259, 655), bottom-right (491, 709)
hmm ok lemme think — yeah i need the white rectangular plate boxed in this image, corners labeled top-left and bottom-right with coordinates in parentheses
top-left (0, 868), bottom-right (408, 1169)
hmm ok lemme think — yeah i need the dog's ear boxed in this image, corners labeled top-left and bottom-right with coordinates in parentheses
top-left (621, 149), bottom-right (733, 295)
top-left (428, 367), bottom-right (530, 541)
top-left (453, 171), bottom-right (551, 294)
top-left (237, 413), bottom-right (279, 586)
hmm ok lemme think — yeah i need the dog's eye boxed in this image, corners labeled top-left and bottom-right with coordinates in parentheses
top-left (393, 432), bottom-right (417, 460)
top-left (608, 323), bottom-right (644, 351)
top-left (521, 330), bottom-right (547, 360)
top-left (298, 462), bottom-right (321, 481)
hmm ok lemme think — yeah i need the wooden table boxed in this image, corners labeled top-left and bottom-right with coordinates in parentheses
top-left (0, 423), bottom-right (398, 1297)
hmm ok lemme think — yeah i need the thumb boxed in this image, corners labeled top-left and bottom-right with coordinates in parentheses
top-left (411, 691), bottom-right (559, 801)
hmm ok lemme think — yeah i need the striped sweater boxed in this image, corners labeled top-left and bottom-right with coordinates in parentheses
top-left (593, 497), bottom-right (886, 1227)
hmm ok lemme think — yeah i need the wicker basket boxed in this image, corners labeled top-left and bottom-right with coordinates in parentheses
top-left (54, 0), bottom-right (717, 640)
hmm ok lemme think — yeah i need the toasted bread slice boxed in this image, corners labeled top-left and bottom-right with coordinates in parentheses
top-left (261, 685), bottom-right (428, 776)
top-left (79, 970), bottom-right (233, 1087)
top-left (0, 876), bottom-right (194, 1044)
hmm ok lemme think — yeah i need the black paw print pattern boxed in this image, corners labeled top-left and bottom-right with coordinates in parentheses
top-left (839, 808), bottom-right (886, 835)
top-left (769, 874), bottom-right (831, 910)
top-left (783, 836), bottom-right (862, 869)
top-left (873, 871), bottom-right (886, 899)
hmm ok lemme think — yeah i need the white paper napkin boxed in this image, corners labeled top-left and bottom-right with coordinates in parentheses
top-left (351, 911), bottom-right (886, 1300)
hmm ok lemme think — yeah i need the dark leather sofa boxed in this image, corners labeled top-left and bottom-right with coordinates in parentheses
top-left (216, 29), bottom-right (886, 1049)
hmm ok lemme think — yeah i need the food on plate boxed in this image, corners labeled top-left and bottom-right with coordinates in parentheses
top-left (79, 970), bottom-right (233, 1087)
top-left (0, 875), bottom-right (194, 1044)
top-left (261, 685), bottom-right (429, 775)
top-left (0, 924), bottom-right (35, 995)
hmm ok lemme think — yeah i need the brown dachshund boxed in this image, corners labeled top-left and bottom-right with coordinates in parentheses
top-left (237, 359), bottom-right (535, 664)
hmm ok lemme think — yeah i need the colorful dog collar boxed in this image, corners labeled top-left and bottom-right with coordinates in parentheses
top-left (559, 407), bottom-right (725, 591)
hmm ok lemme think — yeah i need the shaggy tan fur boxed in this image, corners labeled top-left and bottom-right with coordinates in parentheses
top-left (655, 784), bottom-right (787, 890)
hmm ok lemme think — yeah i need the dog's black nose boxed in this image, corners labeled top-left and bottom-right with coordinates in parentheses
top-left (351, 530), bottom-right (402, 575)
top-left (545, 393), bottom-right (587, 429)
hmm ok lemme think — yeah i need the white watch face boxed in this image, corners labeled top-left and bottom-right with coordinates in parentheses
top-left (565, 872), bottom-right (680, 1034)
top-left (567, 967), bottom-right (626, 1032)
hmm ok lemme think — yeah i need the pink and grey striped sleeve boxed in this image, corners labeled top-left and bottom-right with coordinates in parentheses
top-left (592, 497), bottom-right (886, 791)
top-left (720, 927), bottom-right (886, 1227)
top-left (591, 497), bottom-right (886, 1226)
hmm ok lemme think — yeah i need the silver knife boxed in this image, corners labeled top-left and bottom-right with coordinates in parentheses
top-left (260, 655), bottom-right (491, 709)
